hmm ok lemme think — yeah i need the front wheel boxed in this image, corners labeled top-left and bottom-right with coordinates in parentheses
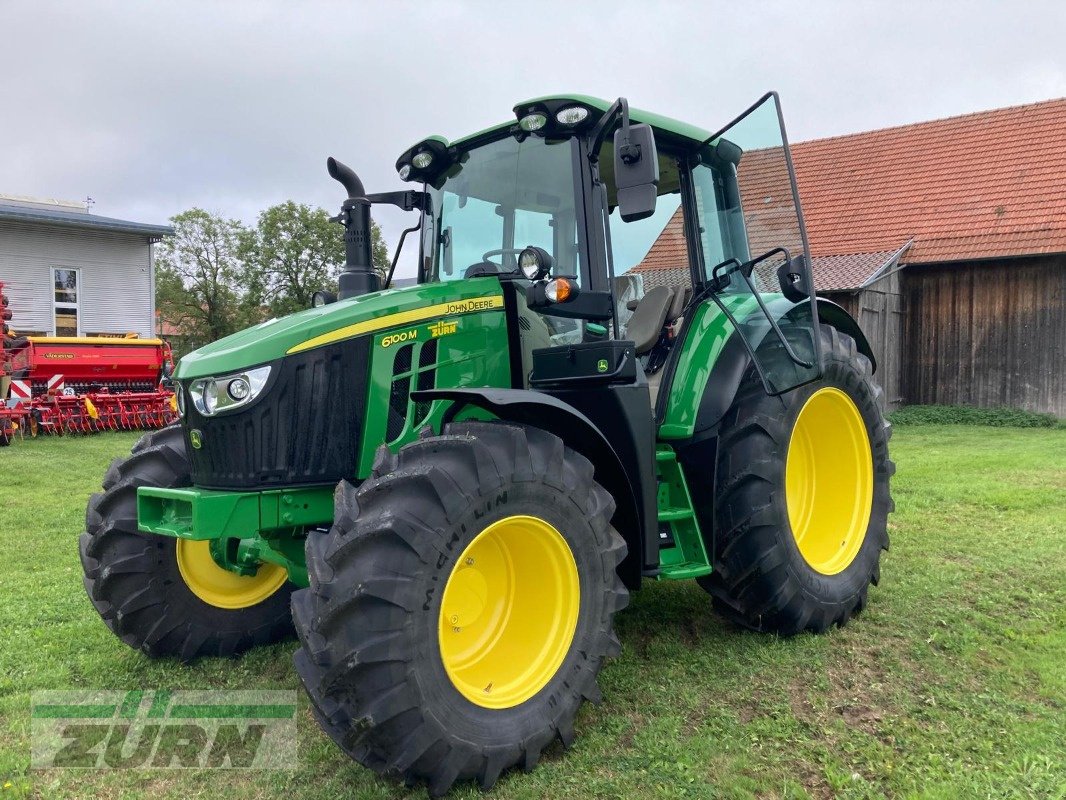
top-left (80, 425), bottom-right (295, 660)
top-left (292, 421), bottom-right (628, 796)
top-left (698, 325), bottom-right (894, 635)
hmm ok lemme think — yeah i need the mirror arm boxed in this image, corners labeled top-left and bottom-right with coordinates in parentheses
top-left (384, 211), bottom-right (424, 290)
top-left (365, 190), bottom-right (429, 212)
top-left (588, 97), bottom-right (630, 164)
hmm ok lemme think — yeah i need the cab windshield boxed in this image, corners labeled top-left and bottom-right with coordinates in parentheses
top-left (420, 135), bottom-right (584, 283)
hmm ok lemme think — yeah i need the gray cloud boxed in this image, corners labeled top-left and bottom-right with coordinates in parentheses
top-left (3, 0), bottom-right (1063, 277)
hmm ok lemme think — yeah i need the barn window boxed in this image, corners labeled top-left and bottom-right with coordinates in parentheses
top-left (53, 267), bottom-right (80, 336)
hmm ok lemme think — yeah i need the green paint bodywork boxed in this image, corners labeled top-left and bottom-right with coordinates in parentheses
top-left (357, 303), bottom-right (510, 477)
top-left (174, 277), bottom-right (506, 379)
top-left (659, 295), bottom-right (758, 439)
top-left (145, 279), bottom-right (512, 586)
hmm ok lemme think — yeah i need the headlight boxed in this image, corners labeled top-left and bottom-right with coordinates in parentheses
top-left (175, 381), bottom-right (185, 417)
top-left (397, 164), bottom-right (412, 181)
top-left (189, 365), bottom-right (271, 416)
top-left (518, 246), bottom-right (553, 280)
top-left (412, 151), bottom-right (434, 169)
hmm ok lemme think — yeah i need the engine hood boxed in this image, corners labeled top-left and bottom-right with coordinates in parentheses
top-left (174, 278), bottom-right (503, 380)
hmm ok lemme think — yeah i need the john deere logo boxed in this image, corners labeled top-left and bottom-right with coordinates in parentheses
top-left (189, 430), bottom-right (203, 449)
top-left (428, 320), bottom-right (458, 338)
top-left (596, 359), bottom-right (609, 373)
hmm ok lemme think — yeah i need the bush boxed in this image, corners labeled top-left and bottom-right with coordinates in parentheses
top-left (889, 405), bottom-right (1060, 428)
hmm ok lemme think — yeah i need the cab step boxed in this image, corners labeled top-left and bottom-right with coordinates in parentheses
top-left (654, 446), bottom-right (712, 580)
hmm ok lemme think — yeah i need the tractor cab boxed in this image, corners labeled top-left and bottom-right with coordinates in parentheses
top-left (391, 93), bottom-right (824, 409)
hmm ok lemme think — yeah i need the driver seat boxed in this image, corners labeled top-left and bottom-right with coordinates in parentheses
top-left (625, 286), bottom-right (674, 356)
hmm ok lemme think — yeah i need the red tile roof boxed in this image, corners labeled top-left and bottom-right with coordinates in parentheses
top-left (795, 97), bottom-right (1066, 263)
top-left (809, 250), bottom-right (899, 291)
top-left (633, 206), bottom-right (686, 273)
top-left (632, 97), bottom-right (1066, 285)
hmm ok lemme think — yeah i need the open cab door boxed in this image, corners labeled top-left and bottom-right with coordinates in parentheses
top-left (692, 92), bottom-right (821, 394)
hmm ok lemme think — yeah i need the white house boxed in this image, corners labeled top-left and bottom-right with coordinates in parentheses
top-left (0, 195), bottom-right (172, 338)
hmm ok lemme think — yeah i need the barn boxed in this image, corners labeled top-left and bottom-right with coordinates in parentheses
top-left (633, 98), bottom-right (1066, 416)
top-left (0, 194), bottom-right (173, 339)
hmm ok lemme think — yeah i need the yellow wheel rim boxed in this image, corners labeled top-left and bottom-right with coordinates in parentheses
top-left (175, 539), bottom-right (288, 610)
top-left (438, 515), bottom-right (580, 709)
top-left (785, 387), bottom-right (874, 575)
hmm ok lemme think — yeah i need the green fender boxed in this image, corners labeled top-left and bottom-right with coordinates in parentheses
top-left (657, 297), bottom-right (874, 439)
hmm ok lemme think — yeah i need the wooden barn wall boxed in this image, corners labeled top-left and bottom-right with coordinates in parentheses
top-left (903, 255), bottom-right (1066, 416)
top-left (821, 266), bottom-right (904, 409)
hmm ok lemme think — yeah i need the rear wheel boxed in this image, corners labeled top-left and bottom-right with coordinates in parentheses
top-left (698, 326), bottom-right (893, 634)
top-left (292, 421), bottom-right (628, 796)
top-left (80, 425), bottom-right (295, 660)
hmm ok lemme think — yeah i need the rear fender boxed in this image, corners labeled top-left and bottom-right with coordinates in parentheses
top-left (661, 297), bottom-right (875, 438)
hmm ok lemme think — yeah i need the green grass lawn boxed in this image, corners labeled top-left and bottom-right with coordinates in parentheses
top-left (1, 426), bottom-right (1063, 799)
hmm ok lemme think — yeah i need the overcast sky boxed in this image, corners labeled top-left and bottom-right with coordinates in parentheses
top-left (3, 0), bottom-right (1064, 277)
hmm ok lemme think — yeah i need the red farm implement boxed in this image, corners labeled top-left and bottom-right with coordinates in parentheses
top-left (1, 281), bottom-right (177, 445)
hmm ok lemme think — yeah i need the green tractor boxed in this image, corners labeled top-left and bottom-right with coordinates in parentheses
top-left (81, 93), bottom-right (892, 794)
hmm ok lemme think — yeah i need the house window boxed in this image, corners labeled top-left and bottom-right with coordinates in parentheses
top-left (53, 268), bottom-right (80, 336)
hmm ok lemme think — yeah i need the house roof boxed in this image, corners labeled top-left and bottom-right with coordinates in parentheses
top-left (633, 206), bottom-right (686, 274)
top-left (792, 97), bottom-right (1066, 263)
top-left (632, 97), bottom-right (1066, 287)
top-left (0, 201), bottom-right (173, 239)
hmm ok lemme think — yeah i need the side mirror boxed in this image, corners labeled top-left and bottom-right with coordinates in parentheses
top-left (614, 122), bottom-right (659, 222)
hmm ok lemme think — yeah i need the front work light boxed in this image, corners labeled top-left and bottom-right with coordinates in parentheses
top-left (397, 164), bottom-right (412, 181)
top-left (555, 106), bottom-right (589, 126)
top-left (412, 151), bottom-right (434, 169)
top-left (518, 246), bottom-right (553, 280)
top-left (189, 365), bottom-right (272, 416)
top-left (518, 112), bottom-right (548, 132)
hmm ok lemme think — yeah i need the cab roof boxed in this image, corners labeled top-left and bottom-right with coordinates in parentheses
top-left (406, 94), bottom-right (716, 156)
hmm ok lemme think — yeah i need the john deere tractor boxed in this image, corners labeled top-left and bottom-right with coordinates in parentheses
top-left (81, 93), bottom-right (892, 794)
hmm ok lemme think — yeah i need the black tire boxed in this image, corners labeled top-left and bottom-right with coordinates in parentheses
top-left (80, 425), bottom-right (295, 660)
top-left (697, 325), bottom-right (894, 635)
top-left (292, 421), bottom-right (628, 796)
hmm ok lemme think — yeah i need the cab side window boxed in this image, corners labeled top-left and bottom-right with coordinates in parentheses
top-left (601, 146), bottom-right (692, 336)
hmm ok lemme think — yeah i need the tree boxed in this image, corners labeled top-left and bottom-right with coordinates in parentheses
top-left (242, 201), bottom-right (390, 317)
top-left (155, 209), bottom-right (251, 346)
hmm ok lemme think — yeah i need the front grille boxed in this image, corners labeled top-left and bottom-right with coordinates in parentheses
top-left (184, 337), bottom-right (370, 489)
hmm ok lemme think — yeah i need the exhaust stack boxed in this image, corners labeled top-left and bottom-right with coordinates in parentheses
top-left (327, 157), bottom-right (380, 299)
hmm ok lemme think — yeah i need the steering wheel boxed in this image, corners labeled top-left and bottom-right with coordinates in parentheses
top-left (481, 248), bottom-right (526, 267)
